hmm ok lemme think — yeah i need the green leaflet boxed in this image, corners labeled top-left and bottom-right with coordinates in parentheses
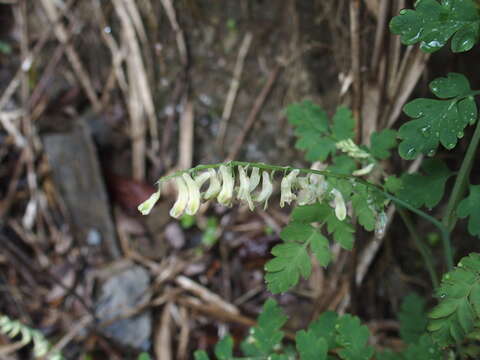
top-left (370, 129), bottom-right (398, 160)
top-left (336, 315), bottom-right (375, 360)
top-left (398, 294), bottom-right (428, 344)
top-left (397, 159), bottom-right (452, 209)
top-left (398, 73), bottom-right (478, 160)
top-left (240, 299), bottom-right (287, 356)
top-left (401, 334), bottom-right (442, 360)
top-left (214, 336), bottom-right (234, 360)
top-left (295, 330), bottom-right (328, 360)
top-left (193, 351), bottom-right (210, 360)
top-left (457, 184), bottom-right (480, 237)
top-left (428, 253), bottom-right (480, 346)
top-left (287, 101), bottom-right (355, 162)
top-left (390, 0), bottom-right (480, 53)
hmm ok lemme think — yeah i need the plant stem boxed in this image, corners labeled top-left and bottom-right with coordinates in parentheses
top-left (398, 209), bottom-right (439, 288)
top-left (442, 117), bottom-right (480, 234)
top-left (159, 160), bottom-right (454, 269)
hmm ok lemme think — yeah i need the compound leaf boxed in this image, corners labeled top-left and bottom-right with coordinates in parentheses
top-left (397, 159), bottom-right (452, 209)
top-left (390, 0), bottom-right (480, 53)
top-left (428, 253), bottom-right (480, 346)
top-left (457, 184), bottom-right (480, 237)
top-left (351, 184), bottom-right (377, 232)
top-left (308, 311), bottom-right (339, 348)
top-left (336, 315), bottom-right (375, 360)
top-left (332, 106), bottom-right (356, 140)
top-left (401, 334), bottom-right (442, 360)
top-left (398, 293), bottom-right (428, 344)
top-left (240, 299), bottom-right (287, 356)
top-left (398, 73), bottom-right (477, 159)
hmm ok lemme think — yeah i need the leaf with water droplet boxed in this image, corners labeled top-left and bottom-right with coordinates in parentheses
top-left (398, 73), bottom-right (478, 159)
top-left (457, 185), bottom-right (480, 238)
top-left (390, 0), bottom-right (480, 53)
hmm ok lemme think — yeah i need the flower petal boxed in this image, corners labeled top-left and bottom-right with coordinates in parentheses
top-left (280, 169), bottom-right (299, 207)
top-left (217, 165), bottom-right (234, 206)
top-left (255, 171), bottom-right (273, 209)
top-left (204, 169), bottom-right (221, 199)
top-left (237, 166), bottom-right (254, 210)
top-left (331, 188), bottom-right (347, 221)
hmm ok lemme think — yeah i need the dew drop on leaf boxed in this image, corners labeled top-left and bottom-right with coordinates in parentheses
top-left (427, 149), bottom-right (436, 157)
top-left (399, 9), bottom-right (407, 15)
top-left (457, 131), bottom-right (464, 138)
top-left (407, 148), bottom-right (417, 157)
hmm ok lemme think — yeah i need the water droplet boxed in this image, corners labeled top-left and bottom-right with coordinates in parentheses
top-left (446, 142), bottom-right (455, 149)
top-left (406, 148), bottom-right (417, 157)
top-left (103, 26), bottom-right (111, 34)
top-left (399, 9), bottom-right (407, 15)
top-left (431, 87), bottom-right (438, 93)
top-left (427, 149), bottom-right (436, 157)
top-left (440, 293), bottom-right (446, 298)
top-left (445, 274), bottom-right (450, 280)
top-left (457, 131), bottom-right (464, 139)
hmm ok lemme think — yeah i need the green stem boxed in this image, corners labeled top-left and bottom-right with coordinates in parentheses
top-left (160, 161), bottom-right (453, 269)
top-left (442, 116), bottom-right (480, 235)
top-left (398, 209), bottom-right (439, 288)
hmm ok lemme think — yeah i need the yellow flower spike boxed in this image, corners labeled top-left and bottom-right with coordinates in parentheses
top-left (249, 167), bottom-right (261, 192)
top-left (280, 169), bottom-right (299, 208)
top-left (331, 188), bottom-right (347, 221)
top-left (217, 165), bottom-right (234, 206)
top-left (169, 177), bottom-right (189, 219)
top-left (137, 185), bottom-right (161, 215)
top-left (204, 169), bottom-right (221, 199)
top-left (183, 173), bottom-right (201, 215)
top-left (255, 171), bottom-right (273, 209)
top-left (237, 166), bottom-right (255, 210)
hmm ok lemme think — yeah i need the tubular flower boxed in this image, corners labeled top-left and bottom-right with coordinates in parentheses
top-left (194, 171), bottom-right (212, 188)
top-left (237, 166), bottom-right (255, 210)
top-left (280, 169), bottom-right (299, 208)
top-left (170, 177), bottom-right (189, 219)
top-left (255, 171), bottom-right (273, 209)
top-left (249, 167), bottom-right (261, 192)
top-left (217, 165), bottom-right (234, 206)
top-left (183, 173), bottom-right (201, 215)
top-left (331, 188), bottom-right (347, 221)
top-left (375, 211), bottom-right (388, 239)
top-left (310, 174), bottom-right (328, 201)
top-left (204, 169), bottom-right (221, 199)
top-left (137, 185), bottom-right (161, 215)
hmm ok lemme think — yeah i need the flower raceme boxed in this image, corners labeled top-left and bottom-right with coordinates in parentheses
top-left (137, 164), bottom-right (349, 221)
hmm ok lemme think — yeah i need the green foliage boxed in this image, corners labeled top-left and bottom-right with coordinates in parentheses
top-left (390, 0), bottom-right (480, 53)
top-left (369, 129), bottom-right (398, 160)
top-left (395, 159), bottom-right (452, 209)
top-left (398, 73), bottom-right (478, 159)
top-left (137, 353), bottom-right (151, 360)
top-left (457, 184), bottom-right (480, 237)
top-left (215, 336), bottom-right (234, 360)
top-left (240, 299), bottom-right (287, 356)
top-left (265, 203), bottom-right (358, 293)
top-left (398, 294), bottom-right (428, 344)
top-left (335, 315), bottom-right (375, 360)
top-left (351, 184), bottom-right (378, 232)
top-left (287, 101), bottom-right (355, 162)
top-left (428, 253), bottom-right (480, 346)
top-left (295, 330), bottom-right (328, 360)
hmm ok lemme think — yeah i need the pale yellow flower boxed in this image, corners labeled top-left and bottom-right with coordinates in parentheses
top-left (137, 185), bottom-right (161, 215)
top-left (170, 177), bottom-right (189, 218)
top-left (280, 169), bottom-right (299, 207)
top-left (217, 165), bottom-right (234, 206)
top-left (237, 166), bottom-right (254, 210)
top-left (255, 171), bottom-right (273, 209)
top-left (204, 169), bottom-right (221, 199)
top-left (331, 188), bottom-right (346, 221)
top-left (183, 173), bottom-right (201, 215)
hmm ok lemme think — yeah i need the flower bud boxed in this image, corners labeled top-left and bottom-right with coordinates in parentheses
top-left (170, 177), bottom-right (189, 219)
top-left (204, 169), bottom-right (221, 199)
top-left (331, 188), bottom-right (346, 221)
top-left (138, 185), bottom-right (161, 215)
top-left (183, 173), bottom-right (201, 215)
top-left (217, 165), bottom-right (234, 206)
top-left (255, 171), bottom-right (273, 209)
top-left (280, 169), bottom-right (299, 207)
top-left (237, 166), bottom-right (254, 210)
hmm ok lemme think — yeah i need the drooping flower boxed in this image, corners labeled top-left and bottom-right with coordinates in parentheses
top-left (237, 166), bottom-right (254, 210)
top-left (249, 167), bottom-right (261, 192)
top-left (170, 177), bottom-right (189, 218)
top-left (204, 169), bottom-right (221, 199)
top-left (331, 188), bottom-right (346, 221)
top-left (280, 169), bottom-right (299, 207)
top-left (255, 171), bottom-right (273, 209)
top-left (195, 171), bottom-right (212, 188)
top-left (217, 165), bottom-right (234, 206)
top-left (183, 173), bottom-right (201, 215)
top-left (311, 173), bottom-right (328, 201)
top-left (137, 185), bottom-right (161, 215)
